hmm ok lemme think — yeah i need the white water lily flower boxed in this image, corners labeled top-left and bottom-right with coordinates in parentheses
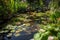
top-left (48, 36), bottom-right (54, 40)
top-left (39, 29), bottom-right (45, 32)
top-left (30, 39), bottom-right (34, 40)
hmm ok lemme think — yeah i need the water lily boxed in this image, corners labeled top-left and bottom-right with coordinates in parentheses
top-left (48, 36), bottom-right (54, 40)
top-left (39, 29), bottom-right (45, 32)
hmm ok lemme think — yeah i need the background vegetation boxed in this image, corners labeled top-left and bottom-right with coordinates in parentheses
top-left (0, 0), bottom-right (60, 40)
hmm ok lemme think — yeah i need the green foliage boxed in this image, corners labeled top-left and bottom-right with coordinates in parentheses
top-left (57, 32), bottom-right (60, 40)
top-left (55, 11), bottom-right (60, 18)
top-left (8, 0), bottom-right (15, 13)
top-left (0, 0), bottom-right (60, 40)
top-left (34, 23), bottom-right (60, 40)
top-left (34, 31), bottom-right (50, 40)
top-left (34, 0), bottom-right (60, 39)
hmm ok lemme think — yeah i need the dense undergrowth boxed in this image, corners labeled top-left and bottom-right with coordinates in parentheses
top-left (0, 0), bottom-right (60, 40)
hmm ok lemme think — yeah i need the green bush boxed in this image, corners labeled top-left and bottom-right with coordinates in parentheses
top-left (34, 0), bottom-right (60, 40)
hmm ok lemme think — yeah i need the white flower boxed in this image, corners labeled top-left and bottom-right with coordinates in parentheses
top-left (48, 36), bottom-right (54, 40)
top-left (39, 29), bottom-right (45, 32)
top-left (30, 39), bottom-right (34, 40)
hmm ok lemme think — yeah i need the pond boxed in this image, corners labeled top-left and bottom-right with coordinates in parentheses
top-left (3, 24), bottom-right (38, 40)
top-left (4, 31), bottom-right (36, 40)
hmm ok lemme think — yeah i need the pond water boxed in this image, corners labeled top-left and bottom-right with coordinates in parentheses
top-left (4, 31), bottom-right (36, 40)
top-left (4, 24), bottom-right (38, 40)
